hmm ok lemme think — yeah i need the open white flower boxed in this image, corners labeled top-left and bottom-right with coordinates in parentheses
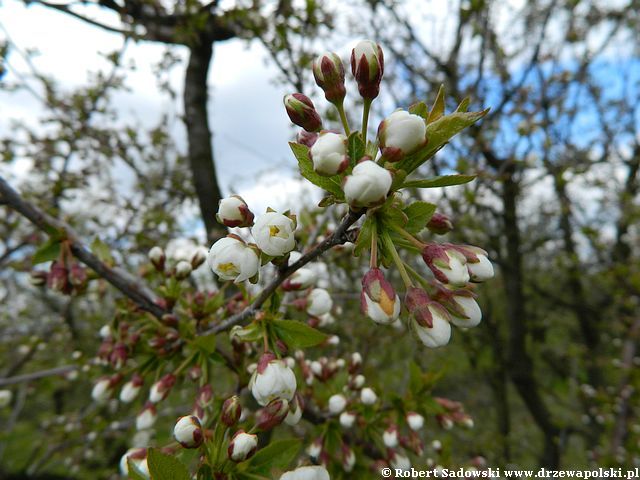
top-left (207, 236), bottom-right (259, 283)
top-left (343, 160), bottom-right (392, 208)
top-left (252, 212), bottom-right (296, 257)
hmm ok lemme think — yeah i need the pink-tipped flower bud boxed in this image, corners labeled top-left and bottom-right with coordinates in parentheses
top-left (221, 395), bottom-right (242, 427)
top-left (217, 195), bottom-right (255, 228)
top-left (343, 160), bottom-right (392, 208)
top-left (284, 93), bottom-right (322, 132)
top-left (255, 398), bottom-right (289, 431)
top-left (173, 415), bottom-right (204, 448)
top-left (228, 429), bottom-right (258, 462)
top-left (405, 288), bottom-right (452, 348)
top-left (190, 248), bottom-right (207, 269)
top-left (282, 267), bottom-right (316, 291)
top-left (427, 213), bottom-right (454, 235)
top-left (377, 110), bottom-right (427, 162)
top-left (68, 263), bottom-right (88, 289)
top-left (360, 387), bottom-right (377, 405)
top-left (249, 353), bottom-right (297, 406)
top-left (389, 450), bottom-right (411, 471)
top-left (421, 243), bottom-right (470, 286)
top-left (187, 365), bottom-right (202, 382)
top-left (297, 130), bottom-right (319, 148)
top-left (174, 260), bottom-right (192, 280)
top-left (340, 411), bottom-right (357, 428)
top-left (91, 374), bottom-right (121, 404)
top-left (120, 448), bottom-right (149, 478)
top-left (148, 246), bottom-right (165, 271)
top-left (149, 373), bottom-right (176, 403)
top-left (310, 132), bottom-right (349, 176)
top-left (342, 445), bottom-right (356, 472)
top-left (306, 288), bottom-right (333, 317)
top-left (136, 402), bottom-right (158, 431)
top-left (383, 425), bottom-right (399, 448)
top-left (110, 342), bottom-right (128, 370)
top-left (445, 244), bottom-right (494, 282)
top-left (361, 268), bottom-right (401, 325)
top-left (433, 286), bottom-right (482, 328)
top-left (350, 40), bottom-right (384, 100)
top-left (120, 374), bottom-right (143, 403)
top-left (313, 51), bottom-right (346, 104)
top-left (47, 261), bottom-right (69, 293)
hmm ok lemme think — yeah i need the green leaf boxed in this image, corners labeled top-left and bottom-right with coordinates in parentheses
top-left (403, 202), bottom-right (437, 234)
top-left (353, 216), bottom-right (373, 257)
top-left (402, 174), bottom-right (476, 189)
top-left (347, 131), bottom-right (365, 163)
top-left (456, 97), bottom-right (470, 112)
top-left (272, 319), bottom-right (327, 348)
top-left (399, 108), bottom-right (489, 174)
top-left (318, 195), bottom-right (337, 207)
top-left (147, 448), bottom-right (191, 480)
top-left (193, 333), bottom-right (217, 354)
top-left (91, 237), bottom-right (114, 265)
top-left (427, 85), bottom-right (446, 123)
top-left (32, 240), bottom-right (60, 265)
top-left (381, 205), bottom-right (408, 229)
top-left (127, 458), bottom-right (149, 480)
top-left (247, 439), bottom-right (301, 474)
top-left (289, 142), bottom-right (343, 198)
top-left (409, 101), bottom-right (429, 119)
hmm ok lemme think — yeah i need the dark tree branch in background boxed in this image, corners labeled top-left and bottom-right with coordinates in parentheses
top-left (0, 365), bottom-right (78, 388)
top-left (0, 176), bottom-right (167, 318)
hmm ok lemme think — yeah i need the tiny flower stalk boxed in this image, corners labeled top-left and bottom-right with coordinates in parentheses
top-left (380, 230), bottom-right (413, 289)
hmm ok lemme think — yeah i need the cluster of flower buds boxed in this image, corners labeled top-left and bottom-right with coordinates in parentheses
top-left (434, 396), bottom-right (474, 429)
top-left (208, 199), bottom-right (298, 283)
top-left (31, 259), bottom-right (88, 296)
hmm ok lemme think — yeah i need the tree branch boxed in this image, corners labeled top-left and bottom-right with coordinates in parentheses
top-left (0, 176), bottom-right (167, 318)
top-left (200, 209), bottom-right (362, 336)
top-left (0, 365), bottom-right (78, 387)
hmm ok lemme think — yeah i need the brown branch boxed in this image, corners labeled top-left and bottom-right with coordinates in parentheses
top-left (200, 210), bottom-right (362, 336)
top-left (0, 365), bottom-right (78, 387)
top-left (0, 176), bottom-right (167, 318)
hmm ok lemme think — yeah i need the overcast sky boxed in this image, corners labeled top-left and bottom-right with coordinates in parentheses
top-left (0, 0), bottom-right (321, 212)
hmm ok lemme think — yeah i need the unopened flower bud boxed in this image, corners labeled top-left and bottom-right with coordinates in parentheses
top-left (389, 451), bottom-right (411, 471)
top-left (343, 160), bottom-right (392, 208)
top-left (307, 438), bottom-right (323, 459)
top-left (207, 235), bottom-right (259, 284)
top-left (361, 268), bottom-right (401, 324)
top-left (328, 393), bottom-right (347, 415)
top-left (285, 394), bottom-right (304, 426)
top-left (217, 195), bottom-right (254, 228)
top-left (190, 248), bottom-right (207, 269)
top-left (360, 387), bottom-right (377, 405)
top-left (340, 411), bottom-right (356, 428)
top-left (383, 425), bottom-right (399, 448)
top-left (120, 448), bottom-right (149, 478)
top-left (255, 398), bottom-right (289, 431)
top-left (421, 244), bottom-right (469, 286)
top-left (109, 342), bottom-right (128, 370)
top-left (378, 110), bottom-right (427, 162)
top-left (405, 288), bottom-right (452, 348)
top-left (120, 374), bottom-right (143, 403)
top-left (342, 445), bottom-right (356, 472)
top-left (297, 130), bottom-right (319, 148)
top-left (313, 52), bottom-right (346, 104)
top-left (427, 213), bottom-right (454, 235)
top-left (252, 212), bottom-right (296, 257)
top-left (250, 353), bottom-right (297, 406)
top-left (98, 324), bottom-right (111, 339)
top-left (406, 412), bottom-right (425, 431)
top-left (148, 246), bottom-right (165, 271)
top-left (91, 376), bottom-right (115, 404)
top-left (47, 261), bottom-right (69, 293)
top-left (174, 260), bottom-right (192, 279)
top-left (187, 365), bottom-right (202, 382)
top-left (149, 373), bottom-right (176, 403)
top-left (284, 93), bottom-right (322, 132)
top-left (282, 268), bottom-right (316, 291)
top-left (221, 395), bottom-right (242, 427)
top-left (280, 466), bottom-right (330, 480)
top-left (228, 429), bottom-right (258, 462)
top-left (136, 403), bottom-right (157, 431)
top-left (309, 132), bottom-right (349, 176)
top-left (435, 288), bottom-right (482, 328)
top-left (465, 249), bottom-right (494, 282)
top-left (307, 288), bottom-right (333, 316)
top-left (173, 415), bottom-right (203, 448)
top-left (350, 40), bottom-right (384, 100)
top-left (68, 263), bottom-right (88, 288)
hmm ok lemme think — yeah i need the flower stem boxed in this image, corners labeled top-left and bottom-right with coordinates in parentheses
top-left (390, 224), bottom-right (425, 250)
top-left (370, 219), bottom-right (378, 269)
top-left (381, 231), bottom-right (413, 289)
top-left (404, 263), bottom-right (432, 290)
top-left (336, 101), bottom-right (351, 136)
top-left (174, 352), bottom-right (197, 376)
top-left (361, 99), bottom-right (372, 144)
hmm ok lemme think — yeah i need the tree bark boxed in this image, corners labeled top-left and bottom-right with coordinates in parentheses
top-left (184, 36), bottom-right (225, 243)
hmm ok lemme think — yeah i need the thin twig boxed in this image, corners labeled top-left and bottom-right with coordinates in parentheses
top-left (0, 365), bottom-right (78, 387)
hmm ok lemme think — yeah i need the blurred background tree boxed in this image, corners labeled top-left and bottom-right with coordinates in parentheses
top-left (0, 0), bottom-right (638, 477)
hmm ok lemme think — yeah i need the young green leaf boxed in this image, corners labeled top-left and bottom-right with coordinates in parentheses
top-left (127, 458), bottom-right (149, 480)
top-left (272, 319), bottom-right (328, 348)
top-left (402, 175), bottom-right (476, 189)
top-left (427, 85), bottom-right (446, 124)
top-left (409, 101), bottom-right (429, 119)
top-left (246, 439), bottom-right (301, 474)
top-left (353, 216), bottom-right (373, 257)
top-left (32, 239), bottom-right (60, 265)
top-left (289, 142), bottom-right (344, 198)
top-left (147, 448), bottom-right (191, 480)
top-left (347, 131), bottom-right (365, 164)
top-left (403, 202), bottom-right (437, 233)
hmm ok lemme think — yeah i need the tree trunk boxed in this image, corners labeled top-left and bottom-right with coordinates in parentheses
top-left (183, 37), bottom-right (224, 243)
